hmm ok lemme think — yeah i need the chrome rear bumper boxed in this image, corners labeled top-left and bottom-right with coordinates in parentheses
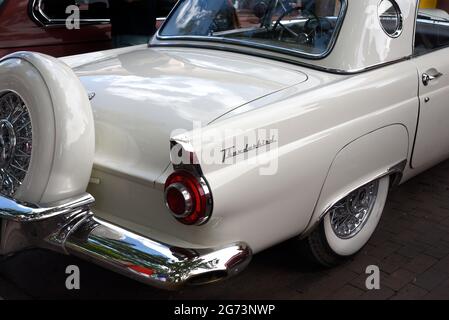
top-left (0, 194), bottom-right (251, 290)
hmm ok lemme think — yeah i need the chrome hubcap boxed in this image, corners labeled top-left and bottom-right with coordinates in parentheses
top-left (329, 180), bottom-right (379, 239)
top-left (0, 92), bottom-right (32, 197)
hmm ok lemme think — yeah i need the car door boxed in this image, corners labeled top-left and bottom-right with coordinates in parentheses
top-left (411, 1), bottom-right (449, 169)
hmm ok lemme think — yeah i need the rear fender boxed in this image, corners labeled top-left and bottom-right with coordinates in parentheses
top-left (302, 125), bottom-right (409, 236)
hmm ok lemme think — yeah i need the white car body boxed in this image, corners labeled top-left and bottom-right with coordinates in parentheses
top-left (0, 0), bottom-right (448, 289)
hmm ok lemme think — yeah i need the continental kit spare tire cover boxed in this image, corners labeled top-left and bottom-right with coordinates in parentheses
top-left (0, 52), bottom-right (94, 204)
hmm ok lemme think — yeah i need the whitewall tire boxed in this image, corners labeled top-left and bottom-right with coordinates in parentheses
top-left (0, 52), bottom-right (95, 205)
top-left (307, 176), bottom-right (389, 267)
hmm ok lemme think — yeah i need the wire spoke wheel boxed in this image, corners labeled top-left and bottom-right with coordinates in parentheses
top-left (0, 91), bottom-right (32, 197)
top-left (306, 176), bottom-right (389, 267)
top-left (329, 180), bottom-right (379, 239)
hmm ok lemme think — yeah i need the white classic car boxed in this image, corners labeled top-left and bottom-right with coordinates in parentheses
top-left (0, 0), bottom-right (448, 290)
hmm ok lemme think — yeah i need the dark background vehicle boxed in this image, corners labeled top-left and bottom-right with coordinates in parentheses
top-left (0, 0), bottom-right (177, 58)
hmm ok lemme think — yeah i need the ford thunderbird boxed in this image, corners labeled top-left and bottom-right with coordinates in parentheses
top-left (0, 0), bottom-right (448, 290)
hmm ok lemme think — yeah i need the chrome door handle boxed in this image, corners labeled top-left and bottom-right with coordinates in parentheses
top-left (422, 69), bottom-right (443, 86)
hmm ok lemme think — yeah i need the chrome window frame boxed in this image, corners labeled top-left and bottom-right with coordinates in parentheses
top-left (412, 2), bottom-right (449, 57)
top-left (154, 0), bottom-right (348, 60)
top-left (29, 0), bottom-right (109, 26)
top-left (29, 0), bottom-right (167, 27)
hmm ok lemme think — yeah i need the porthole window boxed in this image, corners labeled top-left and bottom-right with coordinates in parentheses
top-left (378, 0), bottom-right (403, 38)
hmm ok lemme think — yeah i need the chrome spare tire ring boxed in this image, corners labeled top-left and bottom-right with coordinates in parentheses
top-left (329, 180), bottom-right (379, 239)
top-left (0, 91), bottom-right (32, 197)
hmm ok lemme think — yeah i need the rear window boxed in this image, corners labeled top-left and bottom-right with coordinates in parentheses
top-left (159, 0), bottom-right (347, 58)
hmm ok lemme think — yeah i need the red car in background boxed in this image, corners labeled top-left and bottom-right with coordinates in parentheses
top-left (0, 0), bottom-right (175, 58)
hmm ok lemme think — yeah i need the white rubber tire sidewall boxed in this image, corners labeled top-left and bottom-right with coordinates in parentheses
top-left (0, 58), bottom-right (55, 203)
top-left (0, 52), bottom-right (95, 204)
top-left (323, 176), bottom-right (389, 256)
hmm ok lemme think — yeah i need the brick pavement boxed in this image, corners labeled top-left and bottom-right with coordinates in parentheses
top-left (1, 160), bottom-right (449, 299)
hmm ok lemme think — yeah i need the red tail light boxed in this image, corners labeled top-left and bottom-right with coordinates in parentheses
top-left (164, 170), bottom-right (213, 225)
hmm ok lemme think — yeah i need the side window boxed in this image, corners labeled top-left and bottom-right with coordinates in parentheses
top-left (31, 0), bottom-right (110, 26)
top-left (415, 0), bottom-right (449, 55)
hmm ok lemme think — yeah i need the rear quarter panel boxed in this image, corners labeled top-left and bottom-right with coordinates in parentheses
top-left (174, 61), bottom-right (419, 253)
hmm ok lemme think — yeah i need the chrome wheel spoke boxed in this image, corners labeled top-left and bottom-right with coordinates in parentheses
top-left (329, 180), bottom-right (379, 239)
top-left (0, 92), bottom-right (32, 196)
top-left (5, 169), bottom-right (22, 184)
top-left (10, 108), bottom-right (25, 125)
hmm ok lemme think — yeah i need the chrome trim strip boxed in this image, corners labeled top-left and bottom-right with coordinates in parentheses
top-left (150, 41), bottom-right (412, 75)
top-left (319, 159), bottom-right (407, 221)
top-left (411, 0), bottom-right (420, 53)
top-left (300, 159), bottom-right (407, 239)
top-left (29, 0), bottom-right (109, 27)
top-left (0, 193), bottom-right (250, 289)
top-left (29, 0), bottom-right (166, 27)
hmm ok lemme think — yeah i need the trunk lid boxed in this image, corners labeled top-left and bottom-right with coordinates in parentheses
top-left (69, 46), bottom-right (308, 183)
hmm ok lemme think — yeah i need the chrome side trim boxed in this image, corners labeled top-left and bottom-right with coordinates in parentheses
top-left (0, 193), bottom-right (251, 290)
top-left (29, 0), bottom-right (109, 27)
top-left (29, 0), bottom-right (166, 27)
top-left (300, 159), bottom-right (407, 239)
top-left (319, 159), bottom-right (407, 221)
top-left (150, 41), bottom-right (412, 75)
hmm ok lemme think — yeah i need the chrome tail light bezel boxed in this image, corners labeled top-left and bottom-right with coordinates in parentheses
top-left (165, 140), bottom-right (213, 226)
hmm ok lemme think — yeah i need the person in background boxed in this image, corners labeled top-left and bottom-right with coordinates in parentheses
top-left (110, 0), bottom-right (157, 48)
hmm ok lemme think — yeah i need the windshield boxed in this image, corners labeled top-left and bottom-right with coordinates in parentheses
top-left (158, 0), bottom-right (346, 58)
